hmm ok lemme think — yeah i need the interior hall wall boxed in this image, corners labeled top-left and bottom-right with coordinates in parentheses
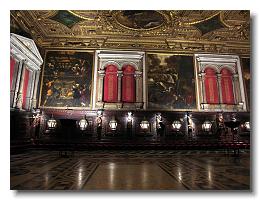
top-left (241, 57), bottom-right (250, 110)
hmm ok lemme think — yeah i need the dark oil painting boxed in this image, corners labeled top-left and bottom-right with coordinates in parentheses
top-left (116, 10), bottom-right (165, 30)
top-left (40, 51), bottom-right (93, 107)
top-left (147, 54), bottom-right (196, 110)
top-left (241, 57), bottom-right (250, 109)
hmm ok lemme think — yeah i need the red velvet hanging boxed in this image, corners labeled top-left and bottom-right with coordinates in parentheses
top-left (221, 68), bottom-right (235, 104)
top-left (10, 57), bottom-right (16, 88)
top-left (204, 68), bottom-right (219, 104)
top-left (103, 65), bottom-right (118, 102)
top-left (122, 65), bottom-right (135, 102)
top-left (22, 68), bottom-right (30, 109)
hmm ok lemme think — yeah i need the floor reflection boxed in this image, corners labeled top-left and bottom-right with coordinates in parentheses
top-left (10, 150), bottom-right (250, 190)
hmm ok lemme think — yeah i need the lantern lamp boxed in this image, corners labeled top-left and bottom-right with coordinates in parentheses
top-left (244, 121), bottom-right (250, 131)
top-left (140, 119), bottom-right (150, 130)
top-left (172, 120), bottom-right (182, 132)
top-left (109, 117), bottom-right (117, 131)
top-left (97, 109), bottom-right (103, 117)
top-left (127, 112), bottom-right (133, 123)
top-left (47, 114), bottom-right (57, 130)
top-left (202, 120), bottom-right (212, 132)
top-left (78, 115), bottom-right (88, 131)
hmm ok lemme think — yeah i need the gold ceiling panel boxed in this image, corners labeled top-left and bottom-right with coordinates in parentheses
top-left (10, 10), bottom-right (250, 55)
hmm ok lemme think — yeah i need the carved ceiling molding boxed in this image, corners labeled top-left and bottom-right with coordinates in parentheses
top-left (10, 10), bottom-right (250, 55)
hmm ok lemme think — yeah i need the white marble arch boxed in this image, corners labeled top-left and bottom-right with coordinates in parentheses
top-left (93, 50), bottom-right (145, 110)
top-left (195, 53), bottom-right (247, 112)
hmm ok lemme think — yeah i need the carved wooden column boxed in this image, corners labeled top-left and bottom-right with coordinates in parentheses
top-left (216, 73), bottom-right (223, 103)
top-left (13, 60), bottom-right (25, 108)
top-left (117, 71), bottom-right (123, 102)
top-left (97, 70), bottom-right (105, 103)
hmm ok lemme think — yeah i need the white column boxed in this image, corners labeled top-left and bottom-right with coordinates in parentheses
top-left (135, 71), bottom-right (143, 102)
top-left (232, 74), bottom-right (241, 104)
top-left (28, 71), bottom-right (36, 110)
top-left (32, 70), bottom-right (40, 108)
top-left (199, 72), bottom-right (206, 105)
top-left (97, 70), bottom-right (105, 102)
top-left (13, 60), bottom-right (25, 108)
top-left (117, 71), bottom-right (123, 102)
top-left (216, 73), bottom-right (223, 103)
top-left (10, 58), bottom-right (20, 107)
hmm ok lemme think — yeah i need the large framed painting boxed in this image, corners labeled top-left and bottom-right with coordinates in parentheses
top-left (241, 57), bottom-right (250, 109)
top-left (40, 50), bottom-right (94, 108)
top-left (147, 53), bottom-right (196, 110)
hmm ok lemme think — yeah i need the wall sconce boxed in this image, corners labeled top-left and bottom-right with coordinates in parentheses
top-left (78, 115), bottom-right (88, 131)
top-left (109, 116), bottom-right (117, 131)
top-left (47, 114), bottom-right (57, 130)
top-left (97, 109), bottom-right (103, 117)
top-left (127, 112), bottom-right (133, 123)
top-left (140, 118), bottom-right (150, 131)
top-left (244, 121), bottom-right (250, 131)
top-left (172, 120), bottom-right (182, 132)
top-left (202, 120), bottom-right (212, 132)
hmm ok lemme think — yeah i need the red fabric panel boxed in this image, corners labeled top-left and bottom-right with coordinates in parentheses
top-left (10, 57), bottom-right (16, 88)
top-left (221, 68), bottom-right (235, 104)
top-left (22, 68), bottom-right (30, 109)
top-left (103, 65), bottom-right (118, 102)
top-left (122, 65), bottom-right (135, 102)
top-left (204, 68), bottom-right (219, 104)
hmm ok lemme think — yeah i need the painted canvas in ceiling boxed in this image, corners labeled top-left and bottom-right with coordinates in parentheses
top-left (40, 51), bottom-right (93, 108)
top-left (115, 10), bottom-right (165, 30)
top-left (147, 54), bottom-right (196, 110)
top-left (10, 10), bottom-right (250, 55)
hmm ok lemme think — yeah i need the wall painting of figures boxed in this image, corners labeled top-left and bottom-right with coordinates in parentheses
top-left (241, 57), bottom-right (250, 109)
top-left (40, 50), bottom-right (93, 108)
top-left (147, 53), bottom-right (196, 110)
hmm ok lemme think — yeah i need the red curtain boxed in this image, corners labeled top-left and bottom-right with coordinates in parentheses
top-left (22, 68), bottom-right (30, 109)
top-left (122, 65), bottom-right (135, 102)
top-left (221, 68), bottom-right (235, 104)
top-left (204, 68), bottom-right (219, 104)
top-left (103, 65), bottom-right (118, 102)
top-left (10, 57), bottom-right (16, 88)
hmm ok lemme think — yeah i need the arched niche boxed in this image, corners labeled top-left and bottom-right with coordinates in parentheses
top-left (204, 67), bottom-right (219, 104)
top-left (221, 68), bottom-right (235, 104)
top-left (103, 64), bottom-right (118, 103)
top-left (122, 65), bottom-right (136, 103)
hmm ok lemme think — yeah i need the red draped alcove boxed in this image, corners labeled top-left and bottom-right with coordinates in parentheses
top-left (204, 68), bottom-right (219, 104)
top-left (22, 68), bottom-right (30, 109)
top-left (122, 65), bottom-right (135, 102)
top-left (221, 68), bottom-right (235, 104)
top-left (103, 65), bottom-right (118, 102)
top-left (10, 57), bottom-right (16, 88)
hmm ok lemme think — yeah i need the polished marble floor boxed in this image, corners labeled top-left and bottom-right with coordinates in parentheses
top-left (10, 150), bottom-right (250, 190)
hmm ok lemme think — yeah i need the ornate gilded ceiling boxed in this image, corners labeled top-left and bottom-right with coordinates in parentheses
top-left (10, 10), bottom-right (250, 55)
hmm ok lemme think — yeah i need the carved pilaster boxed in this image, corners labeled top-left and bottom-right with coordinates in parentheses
top-left (28, 71), bottom-right (36, 110)
top-left (13, 60), bottom-right (25, 108)
top-left (32, 71), bottom-right (40, 108)
top-left (232, 74), bottom-right (241, 104)
top-left (134, 71), bottom-right (143, 103)
top-left (10, 58), bottom-right (19, 107)
top-left (216, 73), bottom-right (223, 103)
top-left (199, 72), bottom-right (206, 104)
top-left (117, 71), bottom-right (123, 102)
top-left (97, 70), bottom-right (105, 102)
